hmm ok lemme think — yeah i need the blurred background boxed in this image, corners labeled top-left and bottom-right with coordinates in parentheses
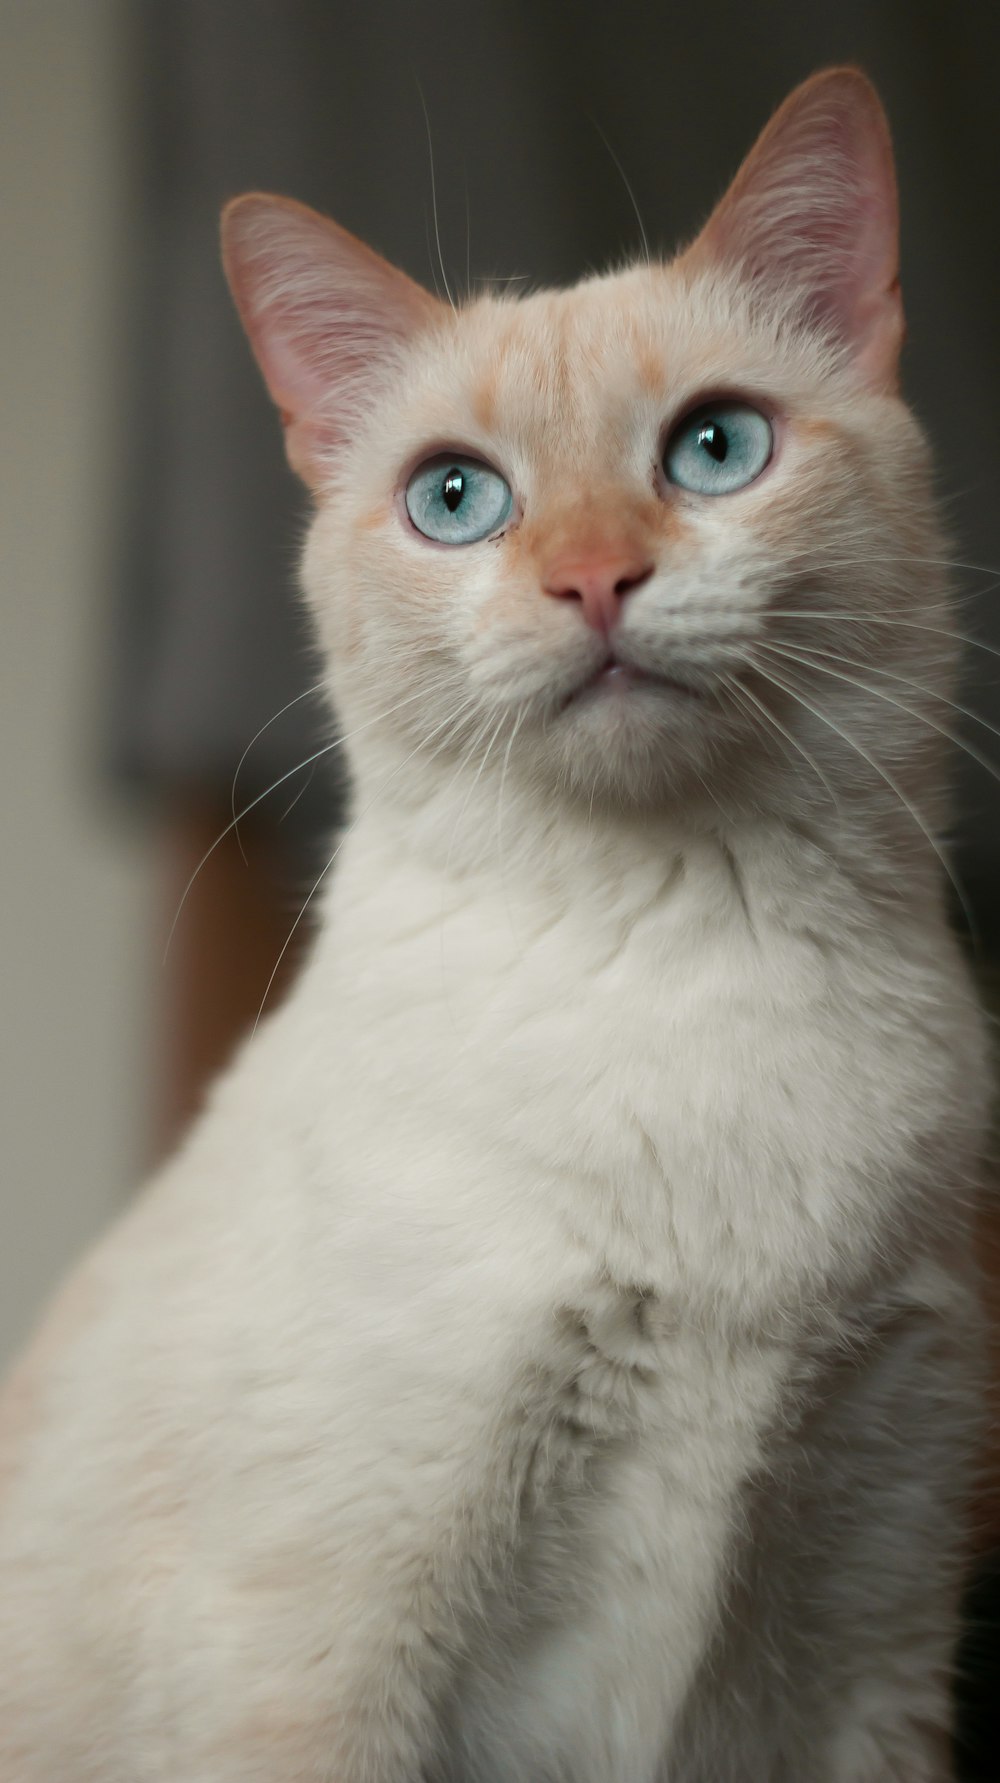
top-left (1, 0), bottom-right (999, 1765)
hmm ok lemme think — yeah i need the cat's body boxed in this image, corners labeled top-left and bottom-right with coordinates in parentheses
top-left (0, 70), bottom-right (991, 1780)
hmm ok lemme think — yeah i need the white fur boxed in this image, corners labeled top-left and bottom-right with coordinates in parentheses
top-left (0, 72), bottom-right (990, 1782)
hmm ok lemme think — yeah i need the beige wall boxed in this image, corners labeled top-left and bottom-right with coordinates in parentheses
top-left (0, 0), bottom-right (153, 1365)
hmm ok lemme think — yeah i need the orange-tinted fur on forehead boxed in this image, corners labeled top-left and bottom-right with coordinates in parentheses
top-left (458, 278), bottom-right (669, 446)
top-left (471, 370), bottom-right (498, 435)
top-left (446, 282), bottom-right (702, 584)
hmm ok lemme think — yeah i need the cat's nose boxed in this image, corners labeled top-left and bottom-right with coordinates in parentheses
top-left (542, 554), bottom-right (654, 635)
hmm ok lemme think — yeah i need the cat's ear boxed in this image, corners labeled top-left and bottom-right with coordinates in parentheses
top-left (221, 195), bottom-right (443, 490)
top-left (684, 68), bottom-right (902, 390)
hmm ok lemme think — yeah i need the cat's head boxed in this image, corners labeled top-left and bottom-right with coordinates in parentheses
top-left (222, 69), bottom-right (950, 827)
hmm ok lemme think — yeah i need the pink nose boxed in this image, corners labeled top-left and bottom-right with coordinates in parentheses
top-left (542, 554), bottom-right (654, 634)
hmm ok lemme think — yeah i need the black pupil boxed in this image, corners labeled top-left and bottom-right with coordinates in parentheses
top-left (442, 468), bottom-right (465, 512)
top-left (698, 422), bottom-right (728, 463)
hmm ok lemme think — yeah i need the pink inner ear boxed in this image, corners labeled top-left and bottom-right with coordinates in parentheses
top-left (221, 196), bottom-right (442, 489)
top-left (687, 70), bottom-right (903, 390)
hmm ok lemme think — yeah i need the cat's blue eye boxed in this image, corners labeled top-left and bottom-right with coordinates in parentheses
top-left (663, 402), bottom-right (772, 496)
top-left (405, 454), bottom-right (513, 544)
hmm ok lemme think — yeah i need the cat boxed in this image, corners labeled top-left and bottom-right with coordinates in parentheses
top-left (0, 65), bottom-right (991, 1782)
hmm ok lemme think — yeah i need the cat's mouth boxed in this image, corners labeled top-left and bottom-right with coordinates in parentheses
top-left (564, 655), bottom-right (705, 709)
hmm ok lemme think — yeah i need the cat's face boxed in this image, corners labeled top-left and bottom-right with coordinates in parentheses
top-left (225, 70), bottom-right (950, 821)
top-left (303, 266), bottom-right (933, 811)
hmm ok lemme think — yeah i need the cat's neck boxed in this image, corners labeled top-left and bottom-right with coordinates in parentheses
top-left (320, 739), bottom-right (946, 953)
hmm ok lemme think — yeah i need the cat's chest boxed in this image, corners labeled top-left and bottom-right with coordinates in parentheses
top-left (516, 1264), bottom-right (793, 1473)
top-left (324, 852), bottom-right (955, 1311)
top-left (431, 913), bottom-right (887, 1280)
top-left (543, 1282), bottom-right (660, 1452)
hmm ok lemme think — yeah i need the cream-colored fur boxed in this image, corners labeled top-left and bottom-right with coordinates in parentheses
top-left (0, 70), bottom-right (990, 1781)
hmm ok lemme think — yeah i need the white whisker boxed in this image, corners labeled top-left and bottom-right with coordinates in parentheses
top-left (759, 638), bottom-right (1000, 748)
top-left (753, 652), bottom-right (977, 939)
top-left (165, 681), bottom-right (457, 960)
top-left (417, 81), bottom-right (456, 314)
top-left (723, 669), bottom-right (840, 812)
top-left (278, 760), bottom-right (318, 826)
top-left (495, 705), bottom-right (525, 932)
top-left (252, 693), bottom-right (483, 1037)
top-left (785, 552), bottom-right (1000, 581)
top-left (444, 708), bottom-right (508, 892)
top-left (764, 610), bottom-right (1000, 666)
top-left (464, 169), bottom-right (471, 301)
top-left (589, 117), bottom-right (651, 265)
top-left (435, 707), bottom-right (510, 1027)
top-left (758, 639), bottom-right (1000, 794)
top-left (230, 679), bottom-right (327, 864)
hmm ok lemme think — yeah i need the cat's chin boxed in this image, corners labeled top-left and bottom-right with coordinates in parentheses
top-left (541, 666), bottom-right (726, 809)
top-left (564, 659), bottom-right (706, 708)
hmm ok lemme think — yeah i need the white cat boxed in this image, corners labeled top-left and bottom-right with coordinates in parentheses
top-left (0, 68), bottom-right (990, 1782)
